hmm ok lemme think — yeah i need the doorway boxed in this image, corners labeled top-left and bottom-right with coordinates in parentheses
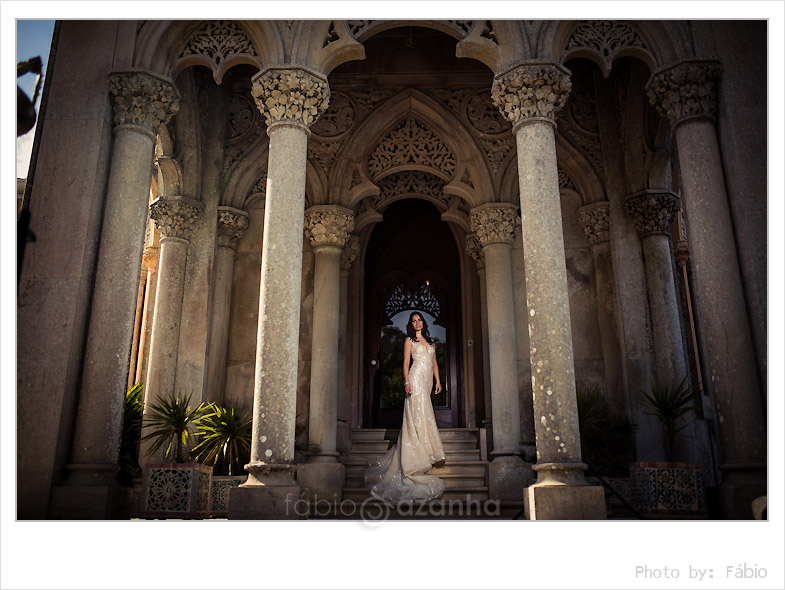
top-left (363, 199), bottom-right (463, 428)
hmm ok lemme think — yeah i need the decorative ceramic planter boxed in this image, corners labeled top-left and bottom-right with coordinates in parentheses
top-left (630, 461), bottom-right (707, 519)
top-left (142, 463), bottom-right (213, 519)
top-left (210, 475), bottom-right (247, 517)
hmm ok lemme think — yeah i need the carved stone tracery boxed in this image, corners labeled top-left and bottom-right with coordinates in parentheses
top-left (367, 117), bottom-right (456, 180)
top-left (385, 283), bottom-right (441, 320)
top-left (564, 21), bottom-right (648, 75)
top-left (341, 235), bottom-right (361, 270)
top-left (374, 171), bottom-right (448, 209)
top-left (179, 21), bottom-right (258, 67)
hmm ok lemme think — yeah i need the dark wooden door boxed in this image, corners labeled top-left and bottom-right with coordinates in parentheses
top-left (363, 199), bottom-right (462, 428)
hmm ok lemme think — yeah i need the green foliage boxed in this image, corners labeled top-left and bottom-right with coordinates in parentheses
top-left (118, 382), bottom-right (144, 486)
top-left (379, 325), bottom-right (407, 408)
top-left (140, 392), bottom-right (208, 463)
top-left (191, 401), bottom-right (252, 476)
top-left (636, 375), bottom-right (699, 462)
top-left (576, 383), bottom-right (637, 476)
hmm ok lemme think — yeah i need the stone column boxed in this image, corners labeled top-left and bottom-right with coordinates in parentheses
top-left (465, 234), bottom-right (492, 433)
top-left (625, 191), bottom-right (688, 385)
top-left (337, 235), bottom-right (360, 459)
top-left (50, 71), bottom-right (179, 519)
top-left (647, 61), bottom-right (765, 517)
top-left (230, 67), bottom-right (330, 520)
top-left (128, 269), bottom-right (148, 389)
top-left (492, 63), bottom-right (605, 519)
top-left (298, 206), bottom-right (354, 501)
top-left (469, 204), bottom-right (529, 501)
top-left (140, 196), bottom-right (203, 465)
top-left (205, 207), bottom-right (250, 403)
top-left (136, 244), bottom-right (159, 385)
top-left (577, 202), bottom-right (625, 411)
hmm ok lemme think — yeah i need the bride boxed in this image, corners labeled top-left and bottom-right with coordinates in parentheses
top-left (364, 311), bottom-right (446, 504)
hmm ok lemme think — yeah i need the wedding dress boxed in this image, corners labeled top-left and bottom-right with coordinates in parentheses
top-left (365, 338), bottom-right (446, 503)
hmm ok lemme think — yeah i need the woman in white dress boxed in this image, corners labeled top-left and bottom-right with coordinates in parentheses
top-left (364, 311), bottom-right (446, 503)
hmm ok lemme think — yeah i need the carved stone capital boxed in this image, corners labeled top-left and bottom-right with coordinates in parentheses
top-left (469, 204), bottom-right (518, 248)
top-left (217, 206), bottom-right (250, 250)
top-left (304, 206), bottom-right (354, 250)
top-left (341, 234), bottom-right (361, 270)
top-left (646, 60), bottom-right (722, 126)
top-left (625, 190), bottom-right (681, 237)
top-left (142, 245), bottom-right (159, 272)
top-left (674, 240), bottom-right (690, 265)
top-left (492, 63), bottom-right (572, 126)
top-left (577, 201), bottom-right (611, 246)
top-left (252, 67), bottom-right (330, 129)
top-left (107, 71), bottom-right (180, 132)
top-left (149, 196), bottom-right (203, 241)
top-left (465, 232), bottom-right (486, 270)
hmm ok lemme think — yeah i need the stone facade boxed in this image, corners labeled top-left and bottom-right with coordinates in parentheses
top-left (17, 20), bottom-right (767, 522)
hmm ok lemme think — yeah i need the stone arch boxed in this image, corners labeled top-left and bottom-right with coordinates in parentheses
top-left (541, 20), bottom-right (684, 75)
top-left (133, 20), bottom-right (274, 83)
top-left (221, 138), bottom-right (269, 210)
top-left (330, 88), bottom-right (494, 210)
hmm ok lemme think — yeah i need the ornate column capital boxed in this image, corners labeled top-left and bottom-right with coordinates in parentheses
top-left (577, 201), bottom-right (611, 246)
top-left (149, 196), bottom-right (203, 241)
top-left (465, 232), bottom-right (486, 271)
top-left (469, 204), bottom-right (518, 248)
top-left (217, 206), bottom-right (250, 250)
top-left (304, 205), bottom-right (354, 250)
top-left (142, 245), bottom-right (159, 272)
top-left (251, 67), bottom-right (330, 131)
top-left (646, 60), bottom-right (722, 127)
top-left (107, 70), bottom-right (180, 134)
top-left (625, 190), bottom-right (681, 237)
top-left (340, 234), bottom-right (361, 271)
top-left (491, 63), bottom-right (572, 127)
top-left (674, 240), bottom-right (690, 265)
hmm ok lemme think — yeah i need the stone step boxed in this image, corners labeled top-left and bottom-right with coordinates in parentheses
top-left (350, 428), bottom-right (480, 442)
top-left (350, 439), bottom-right (480, 452)
top-left (343, 460), bottom-right (487, 478)
top-left (345, 472), bottom-right (487, 489)
top-left (346, 448), bottom-right (480, 465)
top-left (341, 486), bottom-right (489, 503)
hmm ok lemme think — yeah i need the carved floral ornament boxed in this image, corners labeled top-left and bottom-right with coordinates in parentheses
top-left (625, 191), bottom-right (681, 237)
top-left (465, 233), bottom-right (486, 270)
top-left (564, 21), bottom-right (648, 77)
top-left (252, 68), bottom-right (330, 128)
top-left (179, 21), bottom-right (259, 81)
top-left (646, 61), bottom-right (722, 126)
top-left (492, 64), bottom-right (572, 126)
top-left (470, 205), bottom-right (517, 247)
top-left (108, 71), bottom-right (180, 132)
top-left (304, 206), bottom-right (355, 249)
top-left (149, 196), bottom-right (204, 241)
top-left (577, 202), bottom-right (610, 245)
top-left (341, 234), bottom-right (361, 270)
top-left (217, 206), bottom-right (250, 249)
top-left (367, 117), bottom-right (457, 180)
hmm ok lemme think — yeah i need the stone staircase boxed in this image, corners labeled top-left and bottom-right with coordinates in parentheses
top-left (308, 427), bottom-right (526, 519)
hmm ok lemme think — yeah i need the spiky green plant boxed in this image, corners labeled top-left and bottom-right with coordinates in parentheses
top-left (140, 392), bottom-right (208, 463)
top-left (191, 401), bottom-right (253, 476)
top-left (636, 375), bottom-right (699, 462)
top-left (118, 382), bottom-right (144, 485)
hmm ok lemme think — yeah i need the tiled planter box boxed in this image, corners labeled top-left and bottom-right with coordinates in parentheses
top-left (211, 475), bottom-right (247, 516)
top-left (142, 463), bottom-right (213, 519)
top-left (630, 461), bottom-right (707, 519)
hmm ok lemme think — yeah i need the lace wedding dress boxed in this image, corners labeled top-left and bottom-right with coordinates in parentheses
top-left (365, 338), bottom-right (446, 503)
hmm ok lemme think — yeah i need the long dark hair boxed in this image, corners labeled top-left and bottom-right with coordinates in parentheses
top-left (406, 311), bottom-right (434, 344)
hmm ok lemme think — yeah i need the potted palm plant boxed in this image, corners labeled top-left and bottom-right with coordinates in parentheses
top-left (140, 392), bottom-right (213, 519)
top-left (191, 400), bottom-right (252, 516)
top-left (630, 375), bottom-right (707, 518)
